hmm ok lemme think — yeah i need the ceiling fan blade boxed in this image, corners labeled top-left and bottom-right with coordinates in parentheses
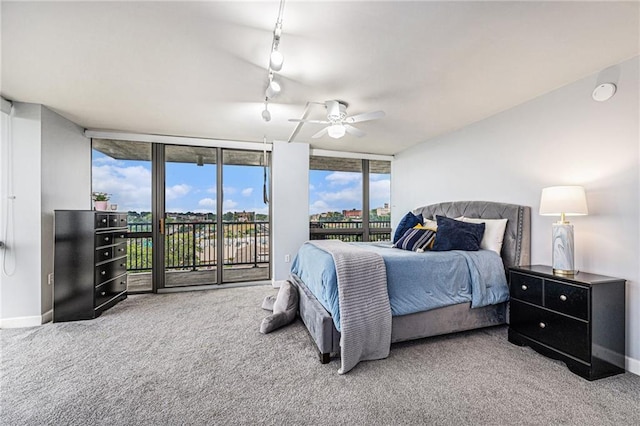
top-left (288, 119), bottom-right (329, 124)
top-left (311, 127), bottom-right (329, 139)
top-left (344, 110), bottom-right (386, 124)
top-left (344, 124), bottom-right (365, 137)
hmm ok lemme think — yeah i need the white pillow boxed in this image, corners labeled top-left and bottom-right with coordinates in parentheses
top-left (423, 217), bottom-right (438, 230)
top-left (461, 217), bottom-right (508, 255)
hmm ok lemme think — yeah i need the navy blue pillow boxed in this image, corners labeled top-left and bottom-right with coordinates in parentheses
top-left (393, 212), bottom-right (424, 243)
top-left (393, 228), bottom-right (436, 251)
top-left (431, 215), bottom-right (485, 251)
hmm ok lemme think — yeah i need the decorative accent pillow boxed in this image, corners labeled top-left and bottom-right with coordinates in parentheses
top-left (260, 280), bottom-right (299, 334)
top-left (393, 211), bottom-right (424, 243)
top-left (461, 217), bottom-right (508, 255)
top-left (393, 228), bottom-right (436, 252)
top-left (431, 215), bottom-right (485, 251)
top-left (421, 218), bottom-right (438, 231)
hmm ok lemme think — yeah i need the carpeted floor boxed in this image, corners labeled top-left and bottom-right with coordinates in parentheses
top-left (1, 285), bottom-right (639, 425)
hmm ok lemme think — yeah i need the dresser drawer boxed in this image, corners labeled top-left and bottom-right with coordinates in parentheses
top-left (544, 279), bottom-right (589, 320)
top-left (510, 272), bottom-right (542, 305)
top-left (113, 242), bottom-right (127, 258)
top-left (95, 246), bottom-right (114, 263)
top-left (510, 300), bottom-right (589, 362)
top-left (109, 214), bottom-right (128, 228)
top-left (95, 277), bottom-right (127, 308)
top-left (96, 214), bottom-right (110, 229)
top-left (95, 259), bottom-right (127, 285)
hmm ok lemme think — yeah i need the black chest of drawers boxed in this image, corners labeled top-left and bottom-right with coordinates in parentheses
top-left (53, 210), bottom-right (128, 322)
top-left (508, 265), bottom-right (625, 380)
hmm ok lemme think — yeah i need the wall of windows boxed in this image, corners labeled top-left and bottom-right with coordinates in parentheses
top-left (309, 156), bottom-right (391, 242)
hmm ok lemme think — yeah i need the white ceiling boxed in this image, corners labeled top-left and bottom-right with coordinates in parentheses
top-left (2, 1), bottom-right (638, 155)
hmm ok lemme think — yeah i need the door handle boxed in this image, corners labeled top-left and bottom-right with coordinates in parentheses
top-left (159, 218), bottom-right (165, 235)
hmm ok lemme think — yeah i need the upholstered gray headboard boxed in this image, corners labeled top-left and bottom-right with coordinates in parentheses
top-left (413, 201), bottom-right (531, 269)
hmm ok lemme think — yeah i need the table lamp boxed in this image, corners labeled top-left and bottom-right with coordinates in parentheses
top-left (539, 186), bottom-right (588, 275)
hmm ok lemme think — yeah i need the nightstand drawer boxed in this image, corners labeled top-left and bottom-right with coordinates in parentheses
top-left (510, 300), bottom-right (589, 362)
top-left (544, 280), bottom-right (589, 320)
top-left (510, 272), bottom-right (542, 305)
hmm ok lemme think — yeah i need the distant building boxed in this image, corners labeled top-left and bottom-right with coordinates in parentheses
top-left (376, 203), bottom-right (390, 216)
top-left (235, 211), bottom-right (254, 222)
top-left (342, 209), bottom-right (362, 219)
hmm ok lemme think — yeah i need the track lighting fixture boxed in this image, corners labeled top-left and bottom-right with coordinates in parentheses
top-left (265, 77), bottom-right (281, 99)
top-left (270, 49), bottom-right (284, 72)
top-left (262, 100), bottom-right (271, 122)
top-left (261, 0), bottom-right (286, 121)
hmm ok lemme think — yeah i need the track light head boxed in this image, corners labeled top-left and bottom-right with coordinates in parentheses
top-left (262, 108), bottom-right (271, 122)
top-left (265, 79), bottom-right (281, 99)
top-left (270, 49), bottom-right (284, 72)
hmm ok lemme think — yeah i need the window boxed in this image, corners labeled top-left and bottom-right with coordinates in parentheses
top-left (309, 156), bottom-right (391, 241)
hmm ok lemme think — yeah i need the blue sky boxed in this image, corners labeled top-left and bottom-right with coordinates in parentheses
top-left (92, 150), bottom-right (390, 214)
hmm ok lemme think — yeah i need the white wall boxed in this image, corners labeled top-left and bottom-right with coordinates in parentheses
top-left (392, 56), bottom-right (640, 374)
top-left (1, 103), bottom-right (44, 326)
top-left (271, 141), bottom-right (309, 283)
top-left (40, 107), bottom-right (91, 314)
top-left (0, 103), bottom-right (90, 327)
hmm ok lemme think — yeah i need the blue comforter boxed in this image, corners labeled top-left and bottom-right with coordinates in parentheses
top-left (291, 242), bottom-right (509, 331)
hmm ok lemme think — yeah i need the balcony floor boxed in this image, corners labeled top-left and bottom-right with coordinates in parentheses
top-left (127, 264), bottom-right (270, 292)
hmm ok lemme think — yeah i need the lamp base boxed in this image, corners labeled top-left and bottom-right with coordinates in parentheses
top-left (552, 268), bottom-right (576, 276)
top-left (552, 222), bottom-right (575, 275)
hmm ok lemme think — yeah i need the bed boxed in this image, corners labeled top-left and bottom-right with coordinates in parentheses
top-left (290, 201), bottom-right (531, 369)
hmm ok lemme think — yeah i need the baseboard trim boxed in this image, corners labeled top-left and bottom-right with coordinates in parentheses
top-left (42, 309), bottom-right (53, 324)
top-left (627, 355), bottom-right (640, 376)
top-left (0, 311), bottom-right (47, 328)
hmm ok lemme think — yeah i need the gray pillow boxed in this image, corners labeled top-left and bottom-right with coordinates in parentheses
top-left (260, 280), bottom-right (298, 334)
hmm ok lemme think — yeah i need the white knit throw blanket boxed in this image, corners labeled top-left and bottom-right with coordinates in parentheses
top-left (309, 240), bottom-right (391, 374)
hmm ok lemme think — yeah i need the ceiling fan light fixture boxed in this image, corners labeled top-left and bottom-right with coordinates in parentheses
top-left (327, 124), bottom-right (346, 139)
top-left (270, 49), bottom-right (284, 72)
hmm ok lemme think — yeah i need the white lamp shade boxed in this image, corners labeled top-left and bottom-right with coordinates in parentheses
top-left (327, 124), bottom-right (346, 139)
top-left (539, 186), bottom-right (588, 216)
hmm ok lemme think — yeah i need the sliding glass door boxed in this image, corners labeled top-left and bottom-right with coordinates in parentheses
top-left (92, 141), bottom-right (270, 292)
top-left (163, 145), bottom-right (218, 287)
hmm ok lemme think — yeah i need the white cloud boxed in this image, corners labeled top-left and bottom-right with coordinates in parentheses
top-left (369, 179), bottom-right (391, 206)
top-left (206, 186), bottom-right (216, 194)
top-left (223, 199), bottom-right (238, 211)
top-left (223, 186), bottom-right (237, 195)
top-left (309, 184), bottom-right (315, 191)
top-left (165, 184), bottom-right (192, 201)
top-left (198, 198), bottom-right (216, 207)
top-left (318, 187), bottom-right (361, 204)
top-left (326, 172), bottom-right (362, 186)
top-left (241, 187), bottom-right (254, 197)
top-left (92, 163), bottom-right (152, 212)
top-left (309, 200), bottom-right (331, 215)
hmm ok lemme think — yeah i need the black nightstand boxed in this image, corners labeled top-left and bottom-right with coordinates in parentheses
top-left (508, 265), bottom-right (626, 381)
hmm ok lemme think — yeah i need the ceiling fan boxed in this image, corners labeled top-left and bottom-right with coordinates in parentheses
top-left (288, 100), bottom-right (385, 139)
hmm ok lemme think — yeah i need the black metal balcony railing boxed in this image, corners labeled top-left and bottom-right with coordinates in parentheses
top-left (309, 220), bottom-right (391, 242)
top-left (125, 220), bottom-right (390, 272)
top-left (126, 221), bottom-right (270, 272)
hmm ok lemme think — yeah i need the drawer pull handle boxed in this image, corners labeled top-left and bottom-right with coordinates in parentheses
top-left (560, 295), bottom-right (567, 302)
top-left (521, 285), bottom-right (528, 291)
top-left (102, 219), bottom-right (107, 223)
top-left (101, 271), bottom-right (106, 275)
top-left (120, 263), bottom-right (125, 267)
top-left (105, 237), bottom-right (110, 241)
top-left (104, 251), bottom-right (109, 256)
top-left (539, 322), bottom-right (546, 329)
top-left (101, 291), bottom-right (106, 296)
